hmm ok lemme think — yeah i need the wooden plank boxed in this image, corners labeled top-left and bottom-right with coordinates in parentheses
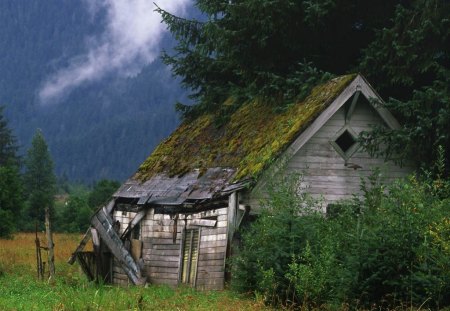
top-left (197, 265), bottom-right (225, 273)
top-left (198, 208), bottom-right (228, 217)
top-left (151, 244), bottom-right (181, 250)
top-left (188, 219), bottom-right (217, 227)
top-left (200, 227), bottom-right (227, 236)
top-left (150, 238), bottom-right (180, 245)
top-left (146, 260), bottom-right (179, 268)
top-left (143, 249), bottom-right (180, 256)
top-left (199, 240), bottom-right (227, 248)
top-left (104, 199), bottom-right (116, 214)
top-left (148, 231), bottom-right (182, 239)
top-left (153, 219), bottom-right (178, 226)
top-left (198, 252), bottom-right (225, 261)
top-left (196, 271), bottom-right (226, 279)
top-left (197, 259), bottom-right (225, 267)
top-left (147, 272), bottom-right (179, 279)
top-left (120, 208), bottom-right (147, 240)
top-left (67, 228), bottom-right (91, 264)
top-left (216, 220), bottom-right (228, 228)
top-left (148, 255), bottom-right (180, 262)
top-left (199, 246), bottom-right (227, 254)
top-left (201, 234), bottom-right (227, 242)
top-left (152, 226), bottom-right (180, 233)
top-left (147, 266), bottom-right (179, 274)
top-left (91, 211), bottom-right (145, 285)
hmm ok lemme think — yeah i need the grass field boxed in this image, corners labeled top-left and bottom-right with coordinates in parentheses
top-left (0, 233), bottom-right (269, 311)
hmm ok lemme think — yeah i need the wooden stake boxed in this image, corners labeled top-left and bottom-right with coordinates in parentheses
top-left (45, 207), bottom-right (55, 282)
top-left (35, 222), bottom-right (43, 280)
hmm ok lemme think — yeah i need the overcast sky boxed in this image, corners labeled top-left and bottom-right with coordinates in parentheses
top-left (39, 0), bottom-right (190, 104)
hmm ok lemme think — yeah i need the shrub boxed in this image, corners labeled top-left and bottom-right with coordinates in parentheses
top-left (232, 171), bottom-right (450, 309)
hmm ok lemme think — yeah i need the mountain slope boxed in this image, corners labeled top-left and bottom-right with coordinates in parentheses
top-left (0, 1), bottom-right (185, 182)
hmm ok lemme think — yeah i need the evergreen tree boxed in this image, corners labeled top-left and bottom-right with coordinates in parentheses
top-left (160, 0), bottom-right (449, 173)
top-left (0, 106), bottom-right (19, 167)
top-left (157, 0), bottom-right (402, 119)
top-left (0, 107), bottom-right (23, 238)
top-left (23, 129), bottom-right (56, 229)
top-left (359, 0), bottom-right (450, 175)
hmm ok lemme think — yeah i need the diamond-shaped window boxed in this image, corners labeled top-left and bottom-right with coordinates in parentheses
top-left (330, 127), bottom-right (359, 160)
top-left (335, 130), bottom-right (356, 153)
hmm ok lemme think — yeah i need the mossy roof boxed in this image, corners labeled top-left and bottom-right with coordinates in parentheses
top-left (134, 74), bottom-right (357, 183)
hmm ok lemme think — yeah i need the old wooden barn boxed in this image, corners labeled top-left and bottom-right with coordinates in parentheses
top-left (69, 74), bottom-right (412, 289)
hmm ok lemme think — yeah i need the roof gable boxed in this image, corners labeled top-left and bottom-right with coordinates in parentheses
top-left (287, 74), bottom-right (400, 156)
top-left (135, 74), bottom-right (357, 183)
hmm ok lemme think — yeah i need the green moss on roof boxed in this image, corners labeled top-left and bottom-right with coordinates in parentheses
top-left (135, 74), bottom-right (357, 182)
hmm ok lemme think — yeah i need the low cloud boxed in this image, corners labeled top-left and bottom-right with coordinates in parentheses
top-left (39, 0), bottom-right (190, 103)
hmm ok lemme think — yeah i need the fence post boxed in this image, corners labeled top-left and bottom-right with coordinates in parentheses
top-left (45, 207), bottom-right (55, 282)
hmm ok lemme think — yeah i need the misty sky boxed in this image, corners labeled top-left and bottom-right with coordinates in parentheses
top-left (39, 0), bottom-right (190, 104)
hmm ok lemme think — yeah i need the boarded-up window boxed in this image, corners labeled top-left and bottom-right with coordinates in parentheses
top-left (180, 229), bottom-right (200, 285)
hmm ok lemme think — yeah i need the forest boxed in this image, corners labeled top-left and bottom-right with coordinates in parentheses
top-left (1, 0), bottom-right (449, 309)
top-left (0, 0), bottom-right (186, 182)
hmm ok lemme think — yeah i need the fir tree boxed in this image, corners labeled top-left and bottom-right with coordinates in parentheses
top-left (23, 129), bottom-right (56, 228)
top-left (359, 0), bottom-right (450, 175)
top-left (157, 0), bottom-right (402, 119)
top-left (0, 106), bottom-right (23, 238)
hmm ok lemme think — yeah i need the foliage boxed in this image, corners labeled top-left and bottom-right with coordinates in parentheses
top-left (231, 173), bottom-right (327, 305)
top-left (0, 107), bottom-right (23, 238)
top-left (58, 194), bottom-right (92, 233)
top-left (359, 0), bottom-right (450, 175)
top-left (22, 129), bottom-right (57, 230)
top-left (232, 171), bottom-right (450, 309)
top-left (51, 179), bottom-right (120, 233)
top-left (0, 166), bottom-right (24, 238)
top-left (158, 0), bottom-right (401, 120)
top-left (88, 179), bottom-right (120, 210)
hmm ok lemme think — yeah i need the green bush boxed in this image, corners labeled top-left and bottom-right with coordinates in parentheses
top-left (232, 171), bottom-right (450, 309)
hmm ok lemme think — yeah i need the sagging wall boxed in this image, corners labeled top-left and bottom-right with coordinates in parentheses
top-left (111, 206), bottom-right (229, 290)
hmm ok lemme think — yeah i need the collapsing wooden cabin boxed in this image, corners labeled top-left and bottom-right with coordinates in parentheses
top-left (69, 74), bottom-right (412, 289)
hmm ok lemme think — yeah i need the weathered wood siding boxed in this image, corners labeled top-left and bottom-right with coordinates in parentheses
top-left (111, 210), bottom-right (137, 286)
top-left (111, 206), bottom-right (229, 290)
top-left (290, 97), bottom-right (412, 207)
top-left (246, 97), bottom-right (413, 210)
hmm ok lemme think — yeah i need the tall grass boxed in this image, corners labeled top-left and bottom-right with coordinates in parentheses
top-left (0, 233), bottom-right (268, 310)
top-left (0, 232), bottom-right (84, 276)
